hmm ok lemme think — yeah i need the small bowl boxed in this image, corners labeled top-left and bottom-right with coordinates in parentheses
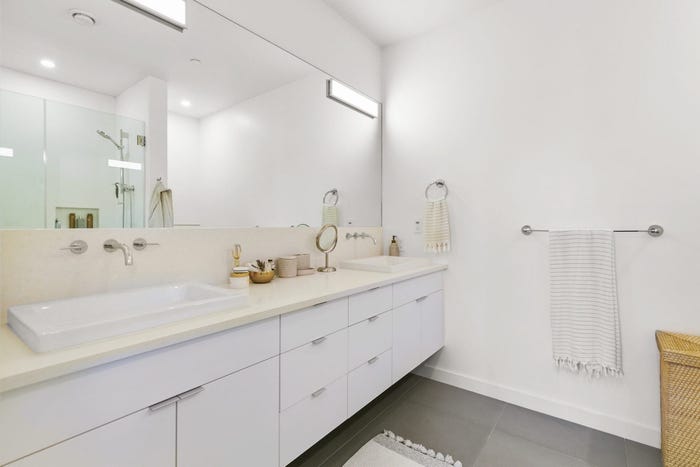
top-left (249, 270), bottom-right (275, 284)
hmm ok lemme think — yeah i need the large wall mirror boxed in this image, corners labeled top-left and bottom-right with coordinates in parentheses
top-left (0, 0), bottom-right (382, 229)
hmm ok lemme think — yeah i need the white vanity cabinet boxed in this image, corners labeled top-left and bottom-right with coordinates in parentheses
top-left (1, 269), bottom-right (445, 467)
top-left (0, 317), bottom-right (279, 466)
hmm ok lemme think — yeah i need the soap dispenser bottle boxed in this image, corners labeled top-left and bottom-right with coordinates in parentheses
top-left (389, 236), bottom-right (400, 256)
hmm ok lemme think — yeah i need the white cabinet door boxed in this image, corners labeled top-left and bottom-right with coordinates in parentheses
top-left (9, 406), bottom-right (175, 467)
top-left (420, 291), bottom-right (444, 357)
top-left (392, 300), bottom-right (422, 383)
top-left (392, 291), bottom-right (445, 383)
top-left (177, 357), bottom-right (279, 467)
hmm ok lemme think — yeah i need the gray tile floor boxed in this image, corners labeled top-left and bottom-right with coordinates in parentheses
top-left (289, 375), bottom-right (662, 467)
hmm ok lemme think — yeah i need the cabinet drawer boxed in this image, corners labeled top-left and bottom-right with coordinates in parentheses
top-left (280, 328), bottom-right (347, 410)
top-left (348, 349), bottom-right (392, 417)
top-left (0, 317), bottom-right (279, 465)
top-left (280, 375), bottom-right (347, 466)
top-left (348, 310), bottom-right (392, 371)
top-left (393, 272), bottom-right (443, 307)
top-left (281, 298), bottom-right (348, 352)
top-left (348, 285), bottom-right (392, 325)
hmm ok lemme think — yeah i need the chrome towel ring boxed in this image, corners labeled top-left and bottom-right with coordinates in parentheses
top-left (425, 179), bottom-right (448, 201)
top-left (323, 189), bottom-right (339, 206)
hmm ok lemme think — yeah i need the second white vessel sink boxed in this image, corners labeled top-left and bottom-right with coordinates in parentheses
top-left (340, 256), bottom-right (430, 273)
top-left (8, 283), bottom-right (248, 352)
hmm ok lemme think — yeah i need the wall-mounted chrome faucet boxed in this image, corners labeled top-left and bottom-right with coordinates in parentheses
top-left (103, 239), bottom-right (133, 266)
top-left (346, 232), bottom-right (377, 245)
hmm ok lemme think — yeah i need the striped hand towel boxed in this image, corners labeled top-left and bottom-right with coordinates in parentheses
top-left (322, 205), bottom-right (338, 226)
top-left (549, 230), bottom-right (623, 377)
top-left (424, 199), bottom-right (450, 253)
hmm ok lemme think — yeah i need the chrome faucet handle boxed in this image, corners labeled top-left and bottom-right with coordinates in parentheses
top-left (60, 240), bottom-right (88, 255)
top-left (133, 238), bottom-right (160, 251)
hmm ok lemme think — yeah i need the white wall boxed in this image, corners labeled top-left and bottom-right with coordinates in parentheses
top-left (116, 76), bottom-right (169, 212)
top-left (168, 72), bottom-right (382, 228)
top-left (0, 67), bottom-right (115, 113)
top-left (167, 113), bottom-right (201, 225)
top-left (382, 0), bottom-right (700, 447)
top-left (198, 0), bottom-right (382, 100)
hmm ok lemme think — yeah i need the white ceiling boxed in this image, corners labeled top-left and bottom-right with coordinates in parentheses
top-left (323, 0), bottom-right (501, 47)
top-left (0, 0), bottom-right (314, 118)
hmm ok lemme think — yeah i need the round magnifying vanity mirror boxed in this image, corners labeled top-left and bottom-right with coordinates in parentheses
top-left (316, 224), bottom-right (339, 272)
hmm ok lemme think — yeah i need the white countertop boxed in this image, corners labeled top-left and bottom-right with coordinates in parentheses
top-left (0, 264), bottom-right (447, 394)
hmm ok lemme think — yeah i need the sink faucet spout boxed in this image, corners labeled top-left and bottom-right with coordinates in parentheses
top-left (103, 239), bottom-right (134, 266)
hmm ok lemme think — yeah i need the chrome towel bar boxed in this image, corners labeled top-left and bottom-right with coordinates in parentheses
top-left (521, 224), bottom-right (664, 237)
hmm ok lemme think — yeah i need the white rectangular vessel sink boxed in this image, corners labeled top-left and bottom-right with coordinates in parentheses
top-left (340, 256), bottom-right (430, 273)
top-left (8, 283), bottom-right (248, 353)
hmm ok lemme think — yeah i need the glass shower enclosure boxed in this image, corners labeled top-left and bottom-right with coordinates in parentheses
top-left (0, 89), bottom-right (146, 228)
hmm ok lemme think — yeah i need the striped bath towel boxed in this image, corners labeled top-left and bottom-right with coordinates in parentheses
top-left (424, 199), bottom-right (450, 253)
top-left (549, 230), bottom-right (623, 377)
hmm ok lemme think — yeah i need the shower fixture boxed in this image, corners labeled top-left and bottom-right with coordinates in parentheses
top-left (98, 129), bottom-right (135, 228)
top-left (96, 130), bottom-right (123, 150)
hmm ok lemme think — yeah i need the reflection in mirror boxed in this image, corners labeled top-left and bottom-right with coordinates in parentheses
top-left (0, 0), bottom-right (381, 229)
top-left (316, 224), bottom-right (339, 273)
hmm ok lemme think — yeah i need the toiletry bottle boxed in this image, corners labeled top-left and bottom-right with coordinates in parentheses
top-left (86, 213), bottom-right (94, 229)
top-left (69, 213), bottom-right (76, 229)
top-left (389, 236), bottom-right (400, 256)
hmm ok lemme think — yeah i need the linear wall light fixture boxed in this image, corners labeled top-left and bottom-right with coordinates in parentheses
top-left (108, 159), bottom-right (143, 171)
top-left (0, 147), bottom-right (14, 158)
top-left (326, 79), bottom-right (379, 118)
top-left (112, 0), bottom-right (186, 32)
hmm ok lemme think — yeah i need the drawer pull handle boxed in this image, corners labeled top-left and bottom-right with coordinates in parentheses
top-left (311, 387), bottom-right (327, 398)
top-left (177, 386), bottom-right (204, 401)
top-left (312, 336), bottom-right (327, 345)
top-left (368, 356), bottom-right (380, 364)
top-left (149, 396), bottom-right (179, 412)
top-left (313, 301), bottom-right (328, 307)
top-left (368, 287), bottom-right (380, 292)
top-left (368, 315), bottom-right (380, 322)
top-left (416, 296), bottom-right (428, 303)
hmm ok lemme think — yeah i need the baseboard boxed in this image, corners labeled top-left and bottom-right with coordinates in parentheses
top-left (413, 364), bottom-right (660, 448)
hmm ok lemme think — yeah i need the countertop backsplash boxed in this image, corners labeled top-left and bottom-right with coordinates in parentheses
top-left (0, 227), bottom-right (383, 323)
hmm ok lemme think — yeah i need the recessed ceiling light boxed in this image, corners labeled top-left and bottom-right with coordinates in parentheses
top-left (70, 10), bottom-right (96, 26)
top-left (180, 100), bottom-right (191, 108)
top-left (40, 59), bottom-right (56, 69)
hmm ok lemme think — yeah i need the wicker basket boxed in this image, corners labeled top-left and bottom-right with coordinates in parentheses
top-left (656, 331), bottom-right (700, 466)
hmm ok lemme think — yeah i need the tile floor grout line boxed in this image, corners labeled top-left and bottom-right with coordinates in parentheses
top-left (318, 376), bottom-right (422, 466)
top-left (469, 402), bottom-right (507, 467)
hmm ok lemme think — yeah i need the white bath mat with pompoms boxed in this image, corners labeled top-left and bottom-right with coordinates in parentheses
top-left (343, 431), bottom-right (462, 467)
